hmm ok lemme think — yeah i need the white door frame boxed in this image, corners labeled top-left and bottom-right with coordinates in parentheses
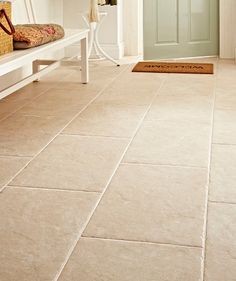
top-left (123, 0), bottom-right (143, 56)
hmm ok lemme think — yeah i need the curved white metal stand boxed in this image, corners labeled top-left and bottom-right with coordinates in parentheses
top-left (81, 11), bottom-right (120, 66)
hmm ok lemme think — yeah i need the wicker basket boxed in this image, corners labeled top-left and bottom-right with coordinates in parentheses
top-left (0, 1), bottom-right (13, 56)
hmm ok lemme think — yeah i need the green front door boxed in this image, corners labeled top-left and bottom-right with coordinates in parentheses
top-left (144, 0), bottom-right (219, 60)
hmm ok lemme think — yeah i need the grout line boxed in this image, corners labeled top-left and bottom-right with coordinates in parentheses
top-left (0, 86), bottom-right (53, 123)
top-left (7, 185), bottom-right (101, 194)
top-left (0, 65), bottom-right (130, 194)
top-left (201, 59), bottom-right (219, 281)
top-left (0, 155), bottom-right (32, 159)
top-left (212, 142), bottom-right (236, 147)
top-left (0, 65), bottom-right (85, 123)
top-left (59, 132), bottom-right (131, 140)
top-left (81, 236), bottom-right (203, 250)
top-left (53, 73), bottom-right (168, 281)
top-left (208, 200), bottom-right (236, 206)
top-left (121, 161), bottom-right (208, 170)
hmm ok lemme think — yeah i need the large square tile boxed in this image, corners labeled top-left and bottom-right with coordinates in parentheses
top-left (84, 164), bottom-right (207, 246)
top-left (0, 187), bottom-right (99, 281)
top-left (11, 135), bottom-right (128, 192)
top-left (54, 62), bottom-right (128, 91)
top-left (215, 77), bottom-right (236, 98)
top-left (0, 81), bottom-right (53, 121)
top-left (16, 88), bottom-right (96, 118)
top-left (146, 94), bottom-right (213, 123)
top-left (0, 114), bottom-right (68, 157)
top-left (63, 103), bottom-right (146, 138)
top-left (217, 59), bottom-right (236, 79)
top-left (59, 238), bottom-right (203, 281)
top-left (0, 156), bottom-right (30, 189)
top-left (93, 71), bottom-right (164, 106)
top-left (158, 75), bottom-right (215, 97)
top-left (210, 145), bottom-right (236, 203)
top-left (0, 100), bottom-right (26, 122)
top-left (1, 81), bottom-right (52, 103)
top-left (205, 203), bottom-right (236, 281)
top-left (213, 110), bottom-right (236, 144)
top-left (124, 120), bottom-right (211, 167)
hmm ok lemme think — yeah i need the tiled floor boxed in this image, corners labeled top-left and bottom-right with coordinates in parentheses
top-left (0, 59), bottom-right (235, 281)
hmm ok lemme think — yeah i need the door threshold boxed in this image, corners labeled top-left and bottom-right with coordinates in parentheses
top-left (151, 56), bottom-right (219, 62)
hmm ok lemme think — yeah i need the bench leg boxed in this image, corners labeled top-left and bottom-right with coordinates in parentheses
top-left (81, 36), bottom-right (89, 84)
top-left (32, 61), bottom-right (40, 82)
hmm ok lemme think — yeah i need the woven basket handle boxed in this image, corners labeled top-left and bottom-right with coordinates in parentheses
top-left (0, 8), bottom-right (15, 35)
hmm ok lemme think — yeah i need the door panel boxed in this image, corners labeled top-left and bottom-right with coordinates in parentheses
top-left (156, 0), bottom-right (179, 44)
top-left (144, 0), bottom-right (219, 60)
top-left (190, 0), bottom-right (210, 41)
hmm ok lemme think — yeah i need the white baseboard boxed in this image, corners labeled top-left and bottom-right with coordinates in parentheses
top-left (65, 42), bottom-right (124, 60)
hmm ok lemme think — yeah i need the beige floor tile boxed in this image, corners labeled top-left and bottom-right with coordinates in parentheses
top-left (16, 88), bottom-right (96, 118)
top-left (124, 120), bottom-right (211, 167)
top-left (2, 81), bottom-right (53, 103)
top-left (146, 94), bottom-right (213, 123)
top-left (213, 110), bottom-right (236, 144)
top-left (84, 164), bottom-right (207, 246)
top-left (215, 92), bottom-right (236, 112)
top-left (158, 75), bottom-right (215, 97)
top-left (217, 59), bottom-right (236, 79)
top-left (0, 101), bottom-right (21, 122)
top-left (0, 156), bottom-right (30, 189)
top-left (50, 75), bottom-right (110, 93)
top-left (39, 66), bottom-right (76, 82)
top-left (59, 238), bottom-right (203, 281)
top-left (54, 63), bottom-right (127, 91)
top-left (0, 114), bottom-right (68, 156)
top-left (0, 187), bottom-right (99, 281)
top-left (63, 103), bottom-right (146, 137)
top-left (93, 71), bottom-right (164, 106)
top-left (210, 145), bottom-right (236, 203)
top-left (213, 79), bottom-right (236, 144)
top-left (215, 77), bottom-right (236, 98)
top-left (205, 203), bottom-right (236, 281)
top-left (95, 86), bottom-right (158, 106)
top-left (0, 83), bottom-right (52, 121)
top-left (11, 135), bottom-right (128, 192)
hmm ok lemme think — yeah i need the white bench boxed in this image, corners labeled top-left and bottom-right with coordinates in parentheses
top-left (0, 28), bottom-right (89, 100)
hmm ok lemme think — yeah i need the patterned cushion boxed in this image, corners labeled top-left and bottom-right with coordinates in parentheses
top-left (13, 24), bottom-right (65, 49)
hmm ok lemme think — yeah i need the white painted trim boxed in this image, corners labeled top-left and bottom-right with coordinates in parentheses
top-left (220, 0), bottom-right (236, 59)
top-left (101, 42), bottom-right (125, 59)
top-left (123, 0), bottom-right (143, 56)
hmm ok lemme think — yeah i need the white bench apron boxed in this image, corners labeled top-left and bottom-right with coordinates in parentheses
top-left (0, 28), bottom-right (89, 100)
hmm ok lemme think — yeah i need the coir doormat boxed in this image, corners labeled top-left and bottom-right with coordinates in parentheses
top-left (132, 62), bottom-right (214, 74)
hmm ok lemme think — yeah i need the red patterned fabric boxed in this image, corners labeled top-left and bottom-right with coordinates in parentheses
top-left (13, 24), bottom-right (65, 49)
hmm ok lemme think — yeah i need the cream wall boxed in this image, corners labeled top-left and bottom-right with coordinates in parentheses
top-left (12, 0), bottom-right (63, 24)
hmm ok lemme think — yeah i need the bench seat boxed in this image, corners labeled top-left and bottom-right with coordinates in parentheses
top-left (0, 28), bottom-right (89, 100)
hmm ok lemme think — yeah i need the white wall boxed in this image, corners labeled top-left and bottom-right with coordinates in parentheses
top-left (0, 0), bottom-right (63, 91)
top-left (63, 0), bottom-right (124, 59)
top-left (123, 0), bottom-right (143, 56)
top-left (12, 0), bottom-right (63, 24)
top-left (220, 0), bottom-right (236, 59)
